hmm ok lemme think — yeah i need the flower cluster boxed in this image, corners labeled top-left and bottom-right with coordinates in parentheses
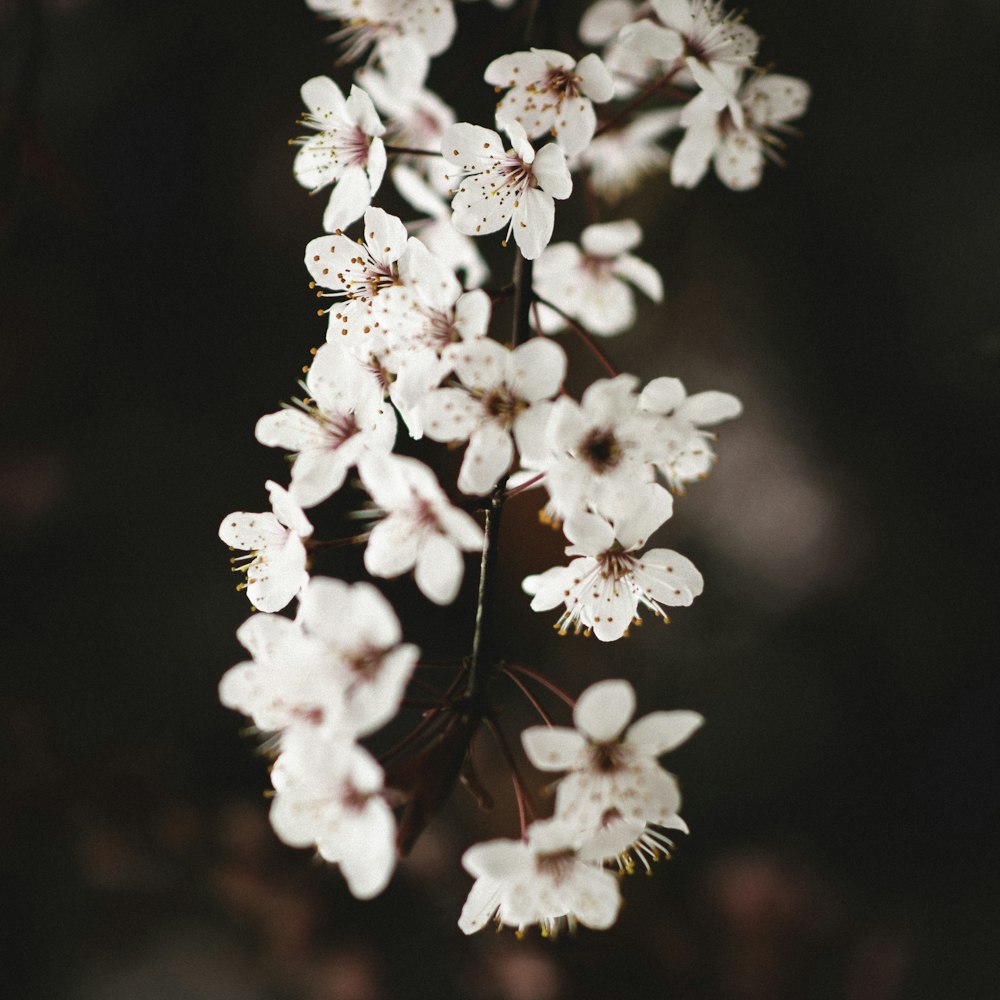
top-left (219, 0), bottom-right (807, 936)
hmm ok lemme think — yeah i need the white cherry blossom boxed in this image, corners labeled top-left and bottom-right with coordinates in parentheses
top-left (672, 71), bottom-right (811, 190)
top-left (293, 77), bottom-right (387, 233)
top-left (533, 219), bottom-right (662, 336)
top-left (306, 0), bottom-right (457, 63)
top-left (484, 49), bottom-right (614, 157)
top-left (270, 730), bottom-right (397, 899)
top-left (619, 0), bottom-right (759, 124)
top-left (305, 206), bottom-right (416, 344)
top-left (218, 611), bottom-right (342, 736)
top-left (359, 453), bottom-right (483, 605)
top-left (255, 341), bottom-right (396, 508)
top-left (420, 337), bottom-right (567, 494)
top-left (575, 108), bottom-right (680, 202)
top-left (524, 483), bottom-right (702, 641)
top-left (638, 376), bottom-right (742, 490)
top-left (219, 481), bottom-right (313, 612)
top-left (459, 817), bottom-right (621, 935)
top-left (522, 678), bottom-right (702, 835)
top-left (441, 118), bottom-right (572, 260)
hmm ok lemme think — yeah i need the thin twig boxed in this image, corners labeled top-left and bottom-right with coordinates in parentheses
top-left (502, 667), bottom-right (554, 726)
top-left (593, 65), bottom-right (683, 139)
top-left (506, 662), bottom-right (576, 709)
top-left (533, 294), bottom-right (620, 377)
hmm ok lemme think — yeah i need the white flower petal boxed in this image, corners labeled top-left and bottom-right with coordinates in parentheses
top-left (521, 726), bottom-right (588, 771)
top-left (625, 710), bottom-right (704, 756)
top-left (573, 679), bottom-right (635, 742)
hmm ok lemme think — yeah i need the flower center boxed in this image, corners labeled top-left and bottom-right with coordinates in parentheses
top-left (580, 427), bottom-right (622, 471)
top-left (536, 848), bottom-right (576, 884)
top-left (543, 67), bottom-right (581, 99)
top-left (482, 387), bottom-right (523, 427)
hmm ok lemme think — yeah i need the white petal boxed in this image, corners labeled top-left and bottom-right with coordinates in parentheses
top-left (625, 710), bottom-right (704, 756)
top-left (573, 679), bottom-right (635, 742)
top-left (266, 480), bottom-right (313, 537)
top-left (512, 189), bottom-right (555, 260)
top-left (618, 22), bottom-right (684, 63)
top-left (507, 337), bottom-right (566, 402)
top-left (580, 218), bottom-right (641, 258)
top-left (614, 253), bottom-right (663, 302)
top-left (364, 518), bottom-right (419, 578)
top-left (322, 164), bottom-right (372, 233)
top-left (458, 876), bottom-right (502, 934)
top-left (457, 424), bottom-right (513, 495)
top-left (576, 52), bottom-right (615, 104)
top-left (638, 376), bottom-right (686, 414)
top-left (531, 143), bottom-right (572, 200)
top-left (521, 727), bottom-right (588, 771)
top-left (415, 533), bottom-right (465, 605)
top-left (677, 390), bottom-right (742, 425)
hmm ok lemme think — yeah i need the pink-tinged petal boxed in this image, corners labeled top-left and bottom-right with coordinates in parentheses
top-left (301, 75), bottom-right (347, 119)
top-left (581, 219), bottom-right (641, 258)
top-left (573, 679), bottom-right (635, 742)
top-left (576, 52), bottom-right (615, 103)
top-left (507, 337), bottom-right (566, 402)
top-left (458, 424), bottom-right (513, 495)
top-left (344, 644), bottom-right (418, 736)
top-left (639, 376), bottom-right (686, 414)
top-left (521, 726), bottom-right (588, 771)
top-left (219, 511), bottom-right (283, 550)
top-left (415, 533), bottom-right (465, 605)
top-left (531, 143), bottom-right (572, 200)
top-left (458, 876), bottom-right (502, 934)
top-left (512, 189), bottom-right (555, 260)
top-left (677, 390), bottom-right (742, 425)
top-left (266, 480), bottom-right (313, 537)
top-left (613, 483), bottom-right (673, 550)
top-left (322, 164), bottom-right (372, 233)
top-left (634, 548), bottom-right (704, 605)
top-left (450, 337), bottom-right (508, 391)
top-left (345, 84), bottom-right (384, 138)
top-left (421, 388), bottom-right (481, 443)
top-left (625, 710), bottom-right (704, 756)
top-left (614, 253), bottom-right (663, 301)
top-left (618, 21), bottom-right (684, 63)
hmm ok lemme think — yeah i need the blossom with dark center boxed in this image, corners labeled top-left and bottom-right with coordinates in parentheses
top-left (419, 337), bottom-right (567, 495)
top-left (484, 48), bottom-right (614, 156)
top-left (441, 118), bottom-right (572, 259)
top-left (523, 483), bottom-right (703, 642)
top-left (292, 76), bottom-right (387, 232)
top-left (521, 678), bottom-right (702, 837)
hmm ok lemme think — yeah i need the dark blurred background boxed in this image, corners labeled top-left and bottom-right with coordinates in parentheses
top-left (2, 0), bottom-right (998, 997)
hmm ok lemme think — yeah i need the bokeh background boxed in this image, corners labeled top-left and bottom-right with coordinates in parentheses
top-left (2, 0), bottom-right (998, 997)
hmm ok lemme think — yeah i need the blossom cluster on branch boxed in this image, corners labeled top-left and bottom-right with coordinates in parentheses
top-left (219, 0), bottom-right (808, 936)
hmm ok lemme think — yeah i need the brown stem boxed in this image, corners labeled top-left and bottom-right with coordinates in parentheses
top-left (383, 144), bottom-right (441, 157)
top-left (502, 666), bottom-right (554, 726)
top-left (593, 65), bottom-right (683, 138)
top-left (506, 662), bottom-right (576, 709)
top-left (533, 294), bottom-right (620, 377)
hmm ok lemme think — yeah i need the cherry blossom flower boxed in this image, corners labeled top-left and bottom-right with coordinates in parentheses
top-left (218, 612), bottom-right (340, 736)
top-left (305, 0), bottom-right (457, 63)
top-left (532, 219), bottom-right (662, 336)
top-left (671, 71), bottom-right (811, 190)
top-left (522, 678), bottom-right (702, 835)
top-left (255, 341), bottom-right (396, 508)
top-left (305, 206), bottom-right (416, 343)
top-left (219, 481), bottom-right (313, 612)
top-left (295, 577), bottom-right (419, 736)
top-left (420, 337), bottom-right (567, 494)
top-left (638, 376), bottom-right (742, 489)
top-left (524, 483), bottom-right (702, 641)
top-left (575, 108), bottom-right (680, 202)
top-left (359, 453), bottom-right (482, 605)
top-left (441, 118), bottom-right (572, 260)
top-left (618, 0), bottom-right (759, 124)
top-left (270, 730), bottom-right (397, 899)
top-left (484, 49), bottom-right (614, 157)
top-left (532, 374), bottom-right (661, 523)
top-left (459, 817), bottom-right (622, 935)
top-left (292, 77), bottom-right (387, 233)
top-left (579, 0), bottom-right (659, 98)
